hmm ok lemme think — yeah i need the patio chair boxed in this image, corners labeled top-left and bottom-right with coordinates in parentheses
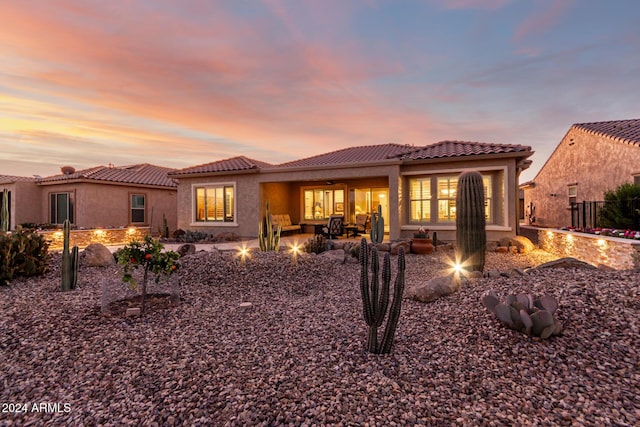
top-left (355, 214), bottom-right (370, 235)
top-left (322, 215), bottom-right (344, 239)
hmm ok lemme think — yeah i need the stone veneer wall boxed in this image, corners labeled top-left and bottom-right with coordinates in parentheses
top-left (41, 227), bottom-right (150, 251)
top-left (537, 228), bottom-right (640, 270)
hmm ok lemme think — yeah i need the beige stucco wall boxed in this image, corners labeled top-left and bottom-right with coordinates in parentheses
top-left (1, 181), bottom-right (42, 229)
top-left (39, 182), bottom-right (177, 232)
top-left (399, 156), bottom-right (521, 243)
top-left (175, 165), bottom-right (400, 239)
top-left (175, 155), bottom-right (526, 243)
top-left (523, 127), bottom-right (640, 228)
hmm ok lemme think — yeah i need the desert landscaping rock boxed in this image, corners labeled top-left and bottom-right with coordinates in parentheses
top-left (533, 256), bottom-right (598, 270)
top-left (177, 243), bottom-right (196, 257)
top-left (80, 243), bottom-right (115, 267)
top-left (407, 274), bottom-right (461, 303)
top-left (1, 248), bottom-right (638, 425)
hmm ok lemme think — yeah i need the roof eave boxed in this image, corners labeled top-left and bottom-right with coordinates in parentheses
top-left (267, 159), bottom-right (402, 173)
top-left (401, 150), bottom-right (533, 165)
top-left (169, 168), bottom-right (262, 179)
top-left (37, 178), bottom-right (176, 189)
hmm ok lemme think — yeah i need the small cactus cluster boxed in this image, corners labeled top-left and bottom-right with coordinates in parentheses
top-left (1, 188), bottom-right (8, 232)
top-left (303, 234), bottom-right (327, 254)
top-left (359, 238), bottom-right (405, 354)
top-left (369, 205), bottom-right (384, 244)
top-left (60, 219), bottom-right (79, 291)
top-left (482, 291), bottom-right (562, 339)
top-left (258, 201), bottom-right (281, 252)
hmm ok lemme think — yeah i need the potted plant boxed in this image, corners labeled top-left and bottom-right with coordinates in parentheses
top-left (411, 226), bottom-right (434, 254)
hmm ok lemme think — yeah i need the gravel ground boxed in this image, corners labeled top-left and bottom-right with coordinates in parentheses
top-left (1, 246), bottom-right (639, 426)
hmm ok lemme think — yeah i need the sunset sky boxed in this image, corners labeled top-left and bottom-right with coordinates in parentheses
top-left (1, 0), bottom-right (638, 182)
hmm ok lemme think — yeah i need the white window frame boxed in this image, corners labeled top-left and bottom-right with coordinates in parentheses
top-left (402, 166), bottom-right (510, 232)
top-left (130, 193), bottom-right (146, 224)
top-left (190, 182), bottom-right (237, 226)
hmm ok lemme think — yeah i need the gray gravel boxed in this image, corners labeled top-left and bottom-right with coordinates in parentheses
top-left (1, 247), bottom-right (638, 426)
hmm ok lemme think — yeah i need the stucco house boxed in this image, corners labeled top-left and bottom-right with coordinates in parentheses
top-left (1, 163), bottom-right (178, 232)
top-left (0, 175), bottom-right (40, 230)
top-left (169, 141), bottom-right (533, 242)
top-left (521, 119), bottom-right (640, 228)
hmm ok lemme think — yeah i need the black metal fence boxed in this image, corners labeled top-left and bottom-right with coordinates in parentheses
top-left (570, 198), bottom-right (640, 229)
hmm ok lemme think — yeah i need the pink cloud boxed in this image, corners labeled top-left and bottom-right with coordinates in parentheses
top-left (513, 0), bottom-right (574, 44)
top-left (428, 0), bottom-right (511, 10)
top-left (0, 0), bottom-right (442, 170)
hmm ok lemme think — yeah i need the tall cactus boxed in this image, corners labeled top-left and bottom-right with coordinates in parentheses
top-left (369, 204), bottom-right (384, 244)
top-left (60, 219), bottom-right (79, 291)
top-left (258, 201), bottom-right (281, 252)
top-left (359, 238), bottom-right (405, 354)
top-left (455, 171), bottom-right (486, 272)
top-left (1, 188), bottom-right (8, 232)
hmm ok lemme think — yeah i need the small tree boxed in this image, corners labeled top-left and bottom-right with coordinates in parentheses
top-left (116, 235), bottom-right (180, 314)
top-left (599, 183), bottom-right (640, 229)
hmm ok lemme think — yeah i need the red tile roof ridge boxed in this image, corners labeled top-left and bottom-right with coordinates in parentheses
top-left (276, 143), bottom-right (419, 168)
top-left (572, 118), bottom-right (640, 145)
top-left (0, 174), bottom-right (36, 183)
top-left (39, 163), bottom-right (177, 187)
top-left (169, 155), bottom-right (273, 176)
top-left (399, 140), bottom-right (532, 160)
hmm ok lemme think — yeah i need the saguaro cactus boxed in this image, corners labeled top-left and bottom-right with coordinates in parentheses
top-left (455, 171), bottom-right (486, 272)
top-left (359, 238), bottom-right (405, 354)
top-left (1, 188), bottom-right (8, 232)
top-left (60, 219), bottom-right (79, 291)
top-left (369, 204), bottom-right (384, 244)
top-left (258, 201), bottom-right (281, 252)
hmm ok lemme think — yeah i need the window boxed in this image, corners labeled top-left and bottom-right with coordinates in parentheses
top-left (437, 176), bottom-right (457, 222)
top-left (568, 185), bottom-right (577, 206)
top-left (409, 173), bottom-right (494, 224)
top-left (131, 194), bottom-right (146, 223)
top-left (50, 192), bottom-right (74, 224)
top-left (195, 184), bottom-right (234, 222)
top-left (303, 188), bottom-right (344, 220)
top-left (409, 178), bottom-right (431, 222)
top-left (634, 175), bottom-right (640, 186)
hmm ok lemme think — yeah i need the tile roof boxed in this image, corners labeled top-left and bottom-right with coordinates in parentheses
top-left (39, 164), bottom-right (177, 187)
top-left (573, 119), bottom-right (640, 145)
top-left (0, 175), bottom-right (35, 184)
top-left (398, 140), bottom-right (532, 160)
top-left (170, 141), bottom-right (532, 177)
top-left (277, 144), bottom-right (417, 168)
top-left (169, 156), bottom-right (273, 176)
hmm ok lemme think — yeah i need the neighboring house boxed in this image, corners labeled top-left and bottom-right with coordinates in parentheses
top-left (1, 164), bottom-right (178, 231)
top-left (169, 141), bottom-right (533, 242)
top-left (0, 175), bottom-right (40, 230)
top-left (522, 119), bottom-right (640, 228)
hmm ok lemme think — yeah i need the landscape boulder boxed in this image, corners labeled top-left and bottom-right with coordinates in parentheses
top-left (177, 244), bottom-right (196, 257)
top-left (407, 274), bottom-right (461, 303)
top-left (80, 243), bottom-right (115, 267)
top-left (391, 241), bottom-right (411, 255)
top-left (532, 257), bottom-right (597, 270)
top-left (498, 236), bottom-right (535, 254)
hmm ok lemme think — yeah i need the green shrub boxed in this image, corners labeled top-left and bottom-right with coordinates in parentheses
top-left (177, 230), bottom-right (211, 243)
top-left (116, 235), bottom-right (180, 314)
top-left (598, 183), bottom-right (640, 229)
top-left (303, 234), bottom-right (327, 254)
top-left (0, 228), bottom-right (50, 286)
